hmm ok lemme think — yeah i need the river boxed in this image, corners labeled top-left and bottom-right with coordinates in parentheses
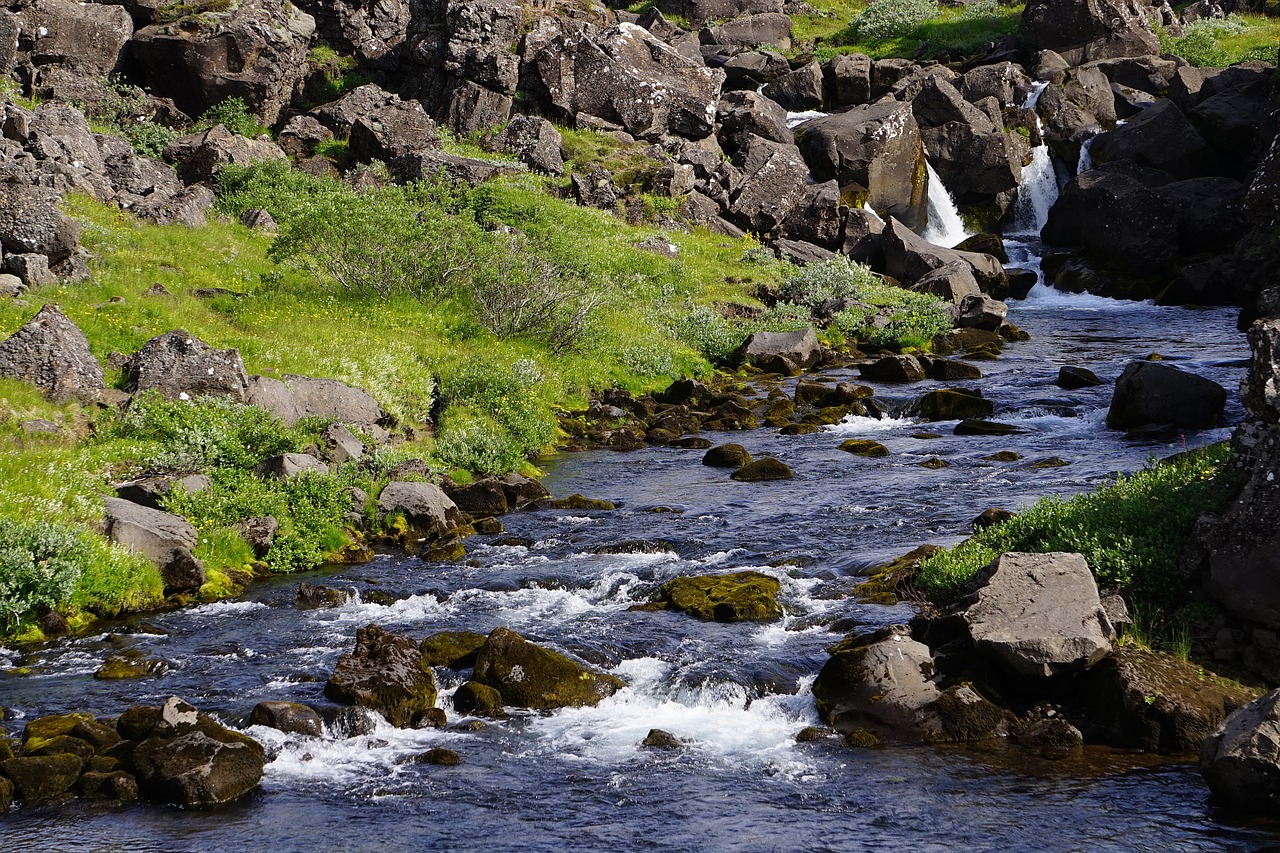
top-left (3, 291), bottom-right (1277, 851)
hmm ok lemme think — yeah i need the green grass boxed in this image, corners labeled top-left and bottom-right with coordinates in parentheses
top-left (1158, 14), bottom-right (1280, 67)
top-left (915, 443), bottom-right (1241, 616)
top-left (815, 0), bottom-right (1024, 61)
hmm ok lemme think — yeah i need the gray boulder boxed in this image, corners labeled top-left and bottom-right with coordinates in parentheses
top-left (956, 294), bottom-right (1009, 331)
top-left (163, 125), bottom-right (287, 185)
top-left (812, 626), bottom-right (941, 739)
top-left (310, 84), bottom-right (401, 140)
top-left (959, 552), bottom-right (1114, 679)
top-left (324, 625), bottom-right (437, 728)
top-left (761, 61), bottom-right (824, 112)
top-left (1105, 361), bottom-right (1227, 430)
top-left (0, 304), bottom-right (104, 403)
top-left (377, 481), bottom-right (463, 539)
top-left (15, 0), bottom-right (133, 77)
top-left (116, 473), bottom-right (211, 511)
top-left (348, 100), bottom-right (439, 163)
top-left (249, 701), bottom-right (323, 737)
top-left (471, 627), bottom-right (624, 710)
top-left (703, 12), bottom-right (792, 50)
top-left (129, 697), bottom-right (265, 806)
top-left (248, 374), bottom-right (384, 428)
top-left (253, 453), bottom-right (329, 479)
top-left (733, 328), bottom-right (820, 374)
top-left (0, 183), bottom-right (80, 261)
top-left (123, 330), bottom-right (250, 403)
top-left (796, 100), bottom-right (928, 231)
top-left (716, 90), bottom-right (791, 152)
top-left (826, 53), bottom-right (872, 108)
top-left (493, 115), bottom-right (563, 175)
top-left (1022, 0), bottom-right (1160, 65)
top-left (728, 134), bottom-right (810, 234)
top-left (1091, 99), bottom-right (1218, 180)
top-left (1201, 688), bottom-right (1280, 814)
top-left (882, 218), bottom-right (1006, 293)
top-left (779, 180), bottom-right (844, 250)
top-left (103, 497), bottom-right (205, 595)
top-left (322, 423), bottom-right (364, 465)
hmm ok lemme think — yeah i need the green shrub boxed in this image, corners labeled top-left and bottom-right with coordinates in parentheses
top-left (196, 97), bottom-right (266, 139)
top-left (116, 392), bottom-right (307, 471)
top-left (848, 0), bottom-right (939, 41)
top-left (432, 408), bottom-right (530, 475)
top-left (670, 304), bottom-right (746, 364)
top-left (778, 256), bottom-right (881, 311)
top-left (438, 358), bottom-right (556, 455)
top-left (916, 444), bottom-right (1240, 611)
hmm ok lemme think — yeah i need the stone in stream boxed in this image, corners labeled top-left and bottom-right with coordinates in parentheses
top-left (420, 631), bottom-right (488, 669)
top-left (1057, 365), bottom-right (1105, 389)
top-left (702, 443), bottom-right (752, 468)
top-left (656, 571), bottom-right (783, 622)
top-left (0, 754), bottom-right (83, 802)
top-left (730, 458), bottom-right (794, 481)
top-left (909, 388), bottom-right (995, 421)
top-left (859, 354), bottom-right (926, 383)
top-left (377, 481), bottom-right (466, 538)
top-left (451, 681), bottom-right (507, 718)
top-left (94, 656), bottom-right (169, 680)
top-left (128, 697), bottom-right (266, 806)
top-left (640, 728), bottom-right (684, 750)
top-left (733, 328), bottom-right (821, 375)
top-left (1105, 361), bottom-right (1227, 430)
top-left (249, 702), bottom-right (324, 737)
top-left (470, 628), bottom-right (624, 710)
top-left (413, 747), bottom-right (463, 766)
top-left (956, 552), bottom-right (1115, 679)
top-left (953, 419), bottom-right (1023, 436)
top-left (295, 583), bottom-right (353, 609)
top-left (324, 625), bottom-right (438, 728)
top-left (839, 439), bottom-right (889, 458)
top-left (1201, 688), bottom-right (1280, 814)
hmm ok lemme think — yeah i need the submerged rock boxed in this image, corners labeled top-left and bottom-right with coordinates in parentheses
top-left (324, 625), bottom-right (438, 728)
top-left (656, 571), bottom-right (784, 622)
top-left (730, 458), bottom-right (794, 481)
top-left (249, 702), bottom-right (323, 737)
top-left (702, 443), bottom-right (752, 468)
top-left (470, 628), bottom-right (624, 710)
top-left (640, 728), bottom-right (684, 750)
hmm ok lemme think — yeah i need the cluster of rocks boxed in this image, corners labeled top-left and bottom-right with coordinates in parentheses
top-left (813, 551), bottom-right (1257, 755)
top-left (0, 696), bottom-right (266, 810)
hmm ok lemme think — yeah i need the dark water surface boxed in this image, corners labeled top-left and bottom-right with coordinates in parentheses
top-left (2, 291), bottom-right (1276, 852)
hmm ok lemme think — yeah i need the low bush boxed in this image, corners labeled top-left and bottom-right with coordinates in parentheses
top-left (846, 0), bottom-right (939, 42)
top-left (195, 96), bottom-right (266, 139)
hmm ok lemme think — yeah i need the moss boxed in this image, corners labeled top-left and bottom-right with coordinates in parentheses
top-left (22, 713), bottom-right (94, 743)
top-left (984, 451), bottom-right (1022, 462)
top-left (843, 728), bottom-right (880, 748)
top-left (472, 628), bottom-right (625, 710)
top-left (730, 458), bottom-right (794, 481)
top-left (657, 571), bottom-right (784, 622)
top-left (0, 753), bottom-right (84, 800)
top-left (414, 747), bottom-right (463, 766)
top-left (94, 657), bottom-right (158, 680)
top-left (852, 544), bottom-right (942, 605)
top-left (839, 439), bottom-right (889, 458)
top-left (420, 631), bottom-right (488, 669)
top-left (1031, 457), bottom-right (1070, 469)
top-left (198, 569), bottom-right (243, 603)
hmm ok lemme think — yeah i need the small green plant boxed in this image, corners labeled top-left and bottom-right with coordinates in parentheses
top-left (196, 97), bottom-right (266, 139)
top-left (847, 0), bottom-right (939, 41)
top-left (1158, 14), bottom-right (1280, 67)
top-left (153, 0), bottom-right (231, 22)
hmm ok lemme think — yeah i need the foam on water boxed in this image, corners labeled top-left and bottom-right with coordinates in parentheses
top-left (787, 110), bottom-right (828, 129)
top-left (1008, 83), bottom-right (1058, 237)
top-left (1019, 282), bottom-right (1154, 310)
top-left (826, 414), bottom-right (917, 434)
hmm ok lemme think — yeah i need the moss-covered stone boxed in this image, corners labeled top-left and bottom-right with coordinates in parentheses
top-left (413, 747), bottom-right (463, 766)
top-left (656, 571), bottom-right (783, 622)
top-left (953, 419), bottom-right (1022, 436)
top-left (77, 770), bottom-right (139, 801)
top-left (852, 544), bottom-right (943, 605)
top-left (22, 712), bottom-right (94, 743)
top-left (20, 734), bottom-right (95, 761)
top-left (911, 388), bottom-right (994, 421)
top-left (95, 656), bottom-right (169, 680)
top-left (911, 432), bottom-right (942, 439)
top-left (531, 494), bottom-right (616, 510)
top-left (1, 754), bottom-right (83, 801)
top-left (919, 457), bottom-right (949, 469)
top-left (1031, 456), bottom-right (1070, 468)
top-left (839, 439), bottom-right (889, 458)
top-left (843, 729), bottom-right (880, 748)
top-left (918, 685), bottom-right (1012, 743)
top-left (702, 443), bottom-right (752, 468)
top-left (471, 628), bottom-right (624, 710)
top-left (984, 450), bottom-right (1022, 461)
top-left (640, 728), bottom-right (683, 750)
top-left (730, 458), bottom-right (794, 481)
top-left (452, 681), bottom-right (507, 718)
top-left (795, 726), bottom-right (834, 743)
top-left (324, 625), bottom-right (438, 728)
top-left (779, 423), bottom-right (819, 435)
top-left (421, 631), bottom-right (488, 669)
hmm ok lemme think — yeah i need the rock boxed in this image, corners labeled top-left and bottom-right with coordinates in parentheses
top-left (103, 497), bottom-right (205, 595)
top-left (0, 182), bottom-right (80, 262)
top-left (348, 100), bottom-right (438, 163)
top-left (294, 583), bottom-right (352, 609)
top-left (497, 472), bottom-right (550, 507)
top-left (115, 473), bottom-right (211, 511)
top-left (129, 0), bottom-right (313, 126)
top-left (913, 261), bottom-right (981, 305)
top-left (917, 685), bottom-right (1014, 744)
top-left (4, 253), bottom-right (53, 288)
top-left (76, 770), bottom-right (139, 801)
top-left (859, 354), bottom-right (926, 383)
top-left (954, 419), bottom-right (1022, 436)
top-left (324, 625), bottom-right (438, 728)
top-left (0, 274), bottom-right (24, 298)
top-left (762, 61), bottom-right (824, 112)
top-left (1201, 688), bottom-right (1280, 814)
top-left (641, 728), bottom-right (683, 749)
top-left (716, 90), bottom-right (791, 152)
top-left (1058, 365), bottom-right (1105, 389)
top-left (920, 355), bottom-right (983, 381)
top-left (1105, 361), bottom-right (1227, 430)
top-left (163, 124), bottom-right (287, 185)
top-left (442, 478), bottom-right (508, 519)
top-left (16, 0), bottom-right (133, 76)
top-left (378, 481), bottom-right (463, 540)
top-left (470, 627), bottom-right (624, 710)
top-left (451, 681), bottom-right (506, 718)
top-left (812, 626), bottom-right (941, 740)
top-left (1091, 100), bottom-right (1218, 180)
top-left (958, 552), bottom-right (1115, 679)
top-left (909, 389), bottom-right (995, 421)
top-left (826, 53), bottom-right (872, 109)
top-left (702, 443), bottom-right (752, 468)
top-left (779, 181), bottom-right (844, 250)
top-left (839, 439), bottom-right (889, 458)
top-left (0, 753), bottom-right (82, 801)
top-left (1022, 0), bottom-right (1160, 65)
top-left (420, 631), bottom-right (488, 669)
top-left (253, 453), bottom-right (329, 479)
top-left (796, 101), bottom-right (928, 231)
top-left (704, 12), bottom-right (792, 50)
top-left (331, 706), bottom-right (382, 738)
top-left (322, 423), bottom-right (364, 465)
top-left (529, 494), bottom-right (616, 511)
top-left (0, 304), bottom-right (103, 403)
top-left (956, 295), bottom-right (1009, 332)
top-left (251, 374), bottom-right (384, 428)
top-left (973, 508), bottom-right (1015, 529)
top-left (123, 330), bottom-right (250, 403)
top-left (249, 702), bottom-right (323, 737)
top-left (95, 656), bottom-right (169, 679)
top-left (719, 49), bottom-right (791, 90)
top-left (657, 571), bottom-right (783, 621)
top-left (276, 115), bottom-right (333, 159)
top-left (882, 218), bottom-right (1005, 294)
top-left (414, 747), bottom-right (462, 766)
top-left (493, 115), bottom-right (563, 175)
top-left (728, 134), bottom-right (810, 234)
top-left (733, 328), bottom-right (820, 374)
top-left (730, 458), bottom-right (793, 481)
top-left (129, 697), bottom-right (266, 806)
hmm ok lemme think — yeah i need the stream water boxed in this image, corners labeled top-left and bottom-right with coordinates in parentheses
top-left (1, 292), bottom-right (1274, 852)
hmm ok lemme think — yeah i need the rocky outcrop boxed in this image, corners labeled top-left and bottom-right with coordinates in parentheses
top-left (324, 624), bottom-right (438, 727)
top-left (14, 0), bottom-right (133, 80)
top-left (1105, 361), bottom-right (1227, 430)
top-left (470, 627), bottom-right (624, 710)
top-left (655, 571), bottom-right (783, 621)
top-left (1022, 0), bottom-right (1160, 65)
top-left (733, 328), bottom-right (820, 374)
top-left (123, 330), bottom-right (250, 403)
top-left (0, 304), bottom-right (103, 403)
top-left (103, 497), bottom-right (206, 595)
top-left (1201, 688), bottom-right (1280, 815)
top-left (1091, 100), bottom-right (1218, 180)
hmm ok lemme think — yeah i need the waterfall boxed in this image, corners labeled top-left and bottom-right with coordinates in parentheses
top-left (921, 161), bottom-right (970, 247)
top-left (1008, 82), bottom-right (1058, 237)
top-left (1077, 136), bottom-right (1096, 175)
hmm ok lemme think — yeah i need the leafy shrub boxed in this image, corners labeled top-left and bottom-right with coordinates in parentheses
top-left (915, 444), bottom-right (1240, 611)
top-left (778, 256), bottom-right (881, 312)
top-left (432, 409), bottom-right (529, 475)
top-left (116, 392), bottom-right (307, 471)
top-left (438, 358), bottom-right (555, 455)
top-left (670, 304), bottom-right (746, 364)
top-left (848, 0), bottom-right (940, 41)
top-left (196, 97), bottom-right (266, 139)
top-left (0, 520), bottom-right (85, 628)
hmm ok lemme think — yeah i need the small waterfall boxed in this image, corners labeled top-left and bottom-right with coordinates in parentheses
top-left (1009, 82), bottom-right (1058, 237)
top-left (1077, 136), bottom-right (1096, 175)
top-left (921, 162), bottom-right (970, 248)
top-left (860, 201), bottom-right (884, 226)
top-left (787, 110), bottom-right (828, 130)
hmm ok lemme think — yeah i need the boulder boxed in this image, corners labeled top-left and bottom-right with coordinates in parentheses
top-left (958, 552), bottom-right (1114, 679)
top-left (913, 261), bottom-right (982, 305)
top-left (859, 354), bottom-right (926, 383)
top-left (703, 12), bottom-right (791, 51)
top-left (310, 84), bottom-right (401, 140)
top-left (1105, 361), bottom-right (1227, 430)
top-left (778, 180), bottom-right (844, 250)
top-left (348, 100), bottom-right (439, 163)
top-left (1091, 100), bottom-right (1218, 180)
top-left (322, 423), bottom-right (364, 465)
top-left (882, 218), bottom-right (1005, 294)
top-left (909, 388), bottom-right (995, 421)
top-left (16, 0), bottom-right (133, 76)
top-left (733, 328), bottom-right (820, 374)
top-left (129, 0), bottom-right (314, 126)
top-left (702, 443), bottom-right (752, 468)
top-left (442, 478), bottom-right (508, 518)
top-left (716, 90), bottom-right (791, 152)
top-left (812, 626), bottom-right (941, 741)
top-left (103, 497), bottom-right (205, 595)
top-left (253, 453), bottom-right (329, 479)
top-left (324, 625), bottom-right (438, 728)
top-left (0, 183), bottom-right (80, 262)
top-left (128, 697), bottom-right (266, 806)
top-left (826, 53), bottom-right (872, 109)
top-left (661, 0), bottom-right (783, 26)
top-left (0, 304), bottom-right (103, 403)
top-left (1022, 0), bottom-right (1160, 65)
top-left (656, 571), bottom-right (783, 621)
top-left (796, 101), bottom-right (928, 231)
top-left (1037, 65), bottom-right (1117, 160)
top-left (497, 472), bottom-right (550, 507)
top-left (719, 49), bottom-right (791, 90)
top-left (730, 457), bottom-right (793, 481)
top-left (728, 134), bottom-right (810, 234)
top-left (839, 439), bottom-right (889, 457)
top-left (1201, 688), bottom-right (1280, 814)
top-left (255, 374), bottom-right (383, 427)
top-left (248, 702), bottom-right (323, 737)
top-left (470, 627), bottom-right (624, 710)
top-left (0, 754), bottom-right (83, 801)
top-left (493, 115), bottom-right (563, 175)
top-left (420, 630), bottom-right (488, 669)
top-left (377, 481), bottom-right (464, 540)
top-left (123, 330), bottom-right (250, 403)
top-left (451, 681), bottom-right (506, 717)
top-left (1057, 365), bottom-right (1105, 389)
top-left (956, 294), bottom-right (1009, 331)
top-left (761, 61), bottom-right (824, 112)
top-left (163, 125), bottom-right (287, 185)
top-left (295, 582), bottom-right (353, 609)
top-left (276, 115), bottom-right (334, 159)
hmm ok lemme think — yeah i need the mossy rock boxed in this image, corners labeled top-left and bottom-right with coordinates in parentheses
top-left (324, 625), bottom-right (439, 728)
top-left (919, 457), bottom-right (949, 469)
top-left (422, 536), bottom-right (466, 562)
top-left (22, 712), bottom-right (94, 743)
top-left (413, 747), bottom-right (464, 766)
top-left (795, 726), bottom-right (834, 743)
top-left (95, 656), bottom-right (169, 680)
top-left (77, 770), bottom-right (139, 801)
top-left (911, 388), bottom-right (994, 422)
top-left (839, 439), bottom-right (889, 458)
top-left (912, 432), bottom-right (942, 440)
top-left (532, 494), bottom-right (617, 510)
top-left (656, 571), bottom-right (783, 622)
top-left (420, 631), bottom-right (488, 669)
top-left (1, 753), bottom-right (83, 801)
top-left (640, 728), bottom-right (683, 750)
top-left (672, 436), bottom-right (713, 449)
top-left (730, 458), bottom-right (793, 481)
top-left (471, 628), bottom-right (624, 710)
top-left (984, 450), bottom-right (1022, 462)
top-left (473, 516), bottom-right (504, 534)
top-left (1031, 457), bottom-right (1070, 468)
top-left (843, 728), bottom-right (880, 748)
top-left (852, 544), bottom-right (942, 605)
top-left (702, 443), bottom-right (752, 468)
top-left (452, 681), bottom-right (507, 718)
top-left (918, 685), bottom-right (1013, 743)
top-left (953, 419), bottom-right (1023, 436)
top-left (779, 423), bottom-right (819, 435)
top-left (20, 734), bottom-right (95, 761)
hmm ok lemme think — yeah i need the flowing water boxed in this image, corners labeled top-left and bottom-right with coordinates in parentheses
top-left (1009, 83), bottom-right (1058, 238)
top-left (1, 294), bottom-right (1274, 852)
top-left (921, 162), bottom-right (971, 248)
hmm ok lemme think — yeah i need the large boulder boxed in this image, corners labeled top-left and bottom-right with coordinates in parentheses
top-left (103, 497), bottom-right (205, 595)
top-left (659, 0), bottom-right (783, 26)
top-left (1201, 688), bottom-right (1280, 815)
top-left (882, 218), bottom-right (1005, 293)
top-left (1105, 361), bottom-right (1227, 430)
top-left (347, 100), bottom-right (439, 163)
top-left (248, 373), bottom-right (383, 428)
top-left (470, 627), bottom-right (624, 710)
top-left (324, 625), bottom-right (438, 727)
top-left (732, 327), bottom-right (820, 375)
top-left (812, 626), bottom-right (941, 741)
top-left (128, 697), bottom-right (266, 806)
top-left (0, 753), bottom-right (83, 801)
top-left (957, 552), bottom-right (1114, 679)
top-left (655, 571), bottom-right (783, 622)
top-left (1022, 0), bottom-right (1160, 65)
top-left (761, 61), bottom-right (824, 112)
top-left (716, 90), bottom-right (791, 152)
top-left (0, 182), bottom-right (80, 262)
top-left (163, 124), bottom-right (287, 185)
top-left (0, 304), bottom-right (103, 403)
top-left (377, 481), bottom-right (464, 540)
top-left (15, 0), bottom-right (133, 77)
top-left (128, 0), bottom-right (315, 126)
top-left (248, 701), bottom-right (323, 737)
top-left (123, 330), bottom-right (250, 403)
top-left (728, 134), bottom-right (810, 234)
top-left (703, 12), bottom-right (791, 51)
top-left (1090, 100), bottom-right (1219, 180)
top-left (527, 22), bottom-right (725, 141)
top-left (310, 84), bottom-right (401, 140)
top-left (796, 101), bottom-right (928, 231)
